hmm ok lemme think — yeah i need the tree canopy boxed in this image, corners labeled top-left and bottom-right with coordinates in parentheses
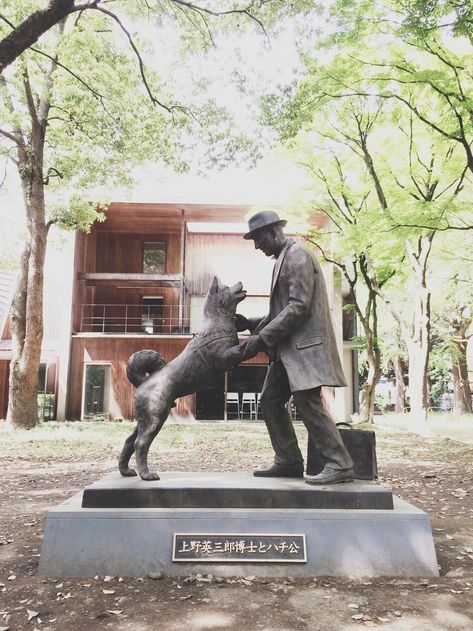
top-left (261, 0), bottom-right (473, 419)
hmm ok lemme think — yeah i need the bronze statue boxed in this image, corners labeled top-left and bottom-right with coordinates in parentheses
top-left (238, 210), bottom-right (354, 485)
top-left (119, 277), bottom-right (246, 480)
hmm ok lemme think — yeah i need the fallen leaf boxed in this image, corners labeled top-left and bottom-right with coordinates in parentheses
top-left (27, 610), bottom-right (39, 621)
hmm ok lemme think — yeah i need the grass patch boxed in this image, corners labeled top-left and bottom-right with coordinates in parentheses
top-left (0, 419), bottom-right (296, 462)
top-left (381, 411), bottom-right (473, 424)
top-left (2, 417), bottom-right (471, 466)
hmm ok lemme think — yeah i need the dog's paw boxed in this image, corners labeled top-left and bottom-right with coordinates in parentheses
top-left (140, 471), bottom-right (160, 481)
top-left (119, 468), bottom-right (138, 477)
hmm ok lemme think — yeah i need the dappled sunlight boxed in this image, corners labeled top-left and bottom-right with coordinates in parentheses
top-left (290, 589), bottom-right (473, 630)
top-left (168, 610), bottom-right (235, 630)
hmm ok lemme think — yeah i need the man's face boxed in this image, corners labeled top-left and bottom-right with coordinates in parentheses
top-left (251, 227), bottom-right (278, 257)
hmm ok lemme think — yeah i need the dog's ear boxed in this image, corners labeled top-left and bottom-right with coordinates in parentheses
top-left (209, 276), bottom-right (220, 293)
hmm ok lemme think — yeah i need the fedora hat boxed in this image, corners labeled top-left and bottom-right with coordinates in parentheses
top-left (243, 210), bottom-right (287, 240)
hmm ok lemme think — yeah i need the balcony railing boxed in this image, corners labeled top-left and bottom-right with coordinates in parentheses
top-left (79, 304), bottom-right (191, 335)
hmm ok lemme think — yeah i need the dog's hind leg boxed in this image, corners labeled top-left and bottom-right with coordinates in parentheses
top-left (134, 404), bottom-right (171, 481)
top-left (118, 427), bottom-right (138, 477)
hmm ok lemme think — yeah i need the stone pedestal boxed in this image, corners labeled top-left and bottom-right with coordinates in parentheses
top-left (38, 472), bottom-right (438, 578)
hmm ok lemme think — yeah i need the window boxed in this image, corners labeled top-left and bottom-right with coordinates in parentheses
top-left (143, 242), bottom-right (166, 274)
top-left (141, 297), bottom-right (164, 334)
top-left (82, 364), bottom-right (111, 420)
top-left (342, 295), bottom-right (357, 341)
top-left (37, 363), bottom-right (56, 421)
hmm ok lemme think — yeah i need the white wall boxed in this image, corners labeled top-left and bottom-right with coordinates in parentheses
top-left (43, 230), bottom-right (75, 420)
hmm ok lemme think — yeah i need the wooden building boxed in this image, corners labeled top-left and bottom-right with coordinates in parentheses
top-left (0, 202), bottom-right (357, 422)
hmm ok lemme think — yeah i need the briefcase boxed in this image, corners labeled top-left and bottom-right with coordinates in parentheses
top-left (306, 422), bottom-right (378, 480)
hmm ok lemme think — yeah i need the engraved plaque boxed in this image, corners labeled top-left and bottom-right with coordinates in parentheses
top-left (173, 533), bottom-right (306, 563)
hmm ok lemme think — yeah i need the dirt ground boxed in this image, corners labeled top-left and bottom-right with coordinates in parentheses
top-left (1, 420), bottom-right (473, 631)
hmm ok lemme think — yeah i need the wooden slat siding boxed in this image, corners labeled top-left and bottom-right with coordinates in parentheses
top-left (0, 361), bottom-right (9, 418)
top-left (94, 232), bottom-right (181, 274)
top-left (96, 233), bottom-right (142, 273)
top-left (79, 273), bottom-right (182, 283)
top-left (67, 337), bottom-right (194, 420)
top-left (2, 317), bottom-right (11, 340)
top-left (72, 232), bottom-right (97, 332)
top-left (46, 362), bottom-right (57, 394)
top-left (67, 336), bottom-right (265, 420)
top-left (185, 233), bottom-right (274, 296)
top-left (93, 202), bottom-right (328, 234)
top-left (0, 271), bottom-right (16, 340)
top-left (96, 202), bottom-right (256, 233)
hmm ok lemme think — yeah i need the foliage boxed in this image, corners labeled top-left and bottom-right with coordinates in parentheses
top-left (48, 195), bottom-right (107, 232)
top-left (428, 346), bottom-right (453, 407)
top-left (260, 0), bottom-right (473, 418)
top-left (0, 10), bottom-right (188, 227)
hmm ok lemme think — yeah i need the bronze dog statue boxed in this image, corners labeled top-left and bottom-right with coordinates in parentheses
top-left (118, 277), bottom-right (247, 480)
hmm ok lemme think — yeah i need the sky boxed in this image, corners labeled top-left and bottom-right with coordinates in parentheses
top-left (0, 6), bottom-right (318, 247)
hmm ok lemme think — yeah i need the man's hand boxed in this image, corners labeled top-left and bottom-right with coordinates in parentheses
top-left (235, 313), bottom-right (250, 332)
top-left (239, 335), bottom-right (265, 360)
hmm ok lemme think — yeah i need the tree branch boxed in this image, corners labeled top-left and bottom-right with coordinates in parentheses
top-left (30, 44), bottom-right (116, 115)
top-left (0, 127), bottom-right (23, 147)
top-left (0, 74), bottom-right (25, 147)
top-left (42, 166), bottom-right (63, 185)
top-left (0, 1), bottom-right (80, 72)
top-left (170, 0), bottom-right (270, 37)
top-left (91, 5), bottom-right (175, 113)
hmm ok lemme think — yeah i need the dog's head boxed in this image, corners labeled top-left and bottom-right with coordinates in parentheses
top-left (204, 276), bottom-right (247, 319)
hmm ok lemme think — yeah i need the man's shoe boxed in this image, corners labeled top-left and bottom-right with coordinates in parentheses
top-left (253, 463), bottom-right (304, 478)
top-left (305, 466), bottom-right (354, 485)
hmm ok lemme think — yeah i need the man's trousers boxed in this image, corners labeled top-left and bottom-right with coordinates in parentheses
top-left (259, 359), bottom-right (353, 470)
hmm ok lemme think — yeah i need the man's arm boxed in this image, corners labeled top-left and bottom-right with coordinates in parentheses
top-left (258, 247), bottom-right (315, 349)
top-left (235, 314), bottom-right (270, 333)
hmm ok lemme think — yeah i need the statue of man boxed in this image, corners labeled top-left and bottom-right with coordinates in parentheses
top-left (237, 210), bottom-right (354, 485)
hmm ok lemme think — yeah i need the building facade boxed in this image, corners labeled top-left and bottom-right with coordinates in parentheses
top-left (1, 202), bottom-right (357, 422)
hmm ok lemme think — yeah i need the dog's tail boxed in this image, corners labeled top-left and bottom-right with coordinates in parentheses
top-left (126, 349), bottom-right (166, 387)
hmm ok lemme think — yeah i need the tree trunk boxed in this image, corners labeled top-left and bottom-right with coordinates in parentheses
top-left (405, 238), bottom-right (432, 423)
top-left (451, 333), bottom-right (472, 414)
top-left (358, 364), bottom-right (380, 423)
top-left (7, 162), bottom-right (47, 429)
top-left (0, 0), bottom-right (75, 72)
top-left (407, 338), bottom-right (430, 422)
top-left (358, 326), bottom-right (381, 424)
top-left (391, 355), bottom-right (406, 413)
